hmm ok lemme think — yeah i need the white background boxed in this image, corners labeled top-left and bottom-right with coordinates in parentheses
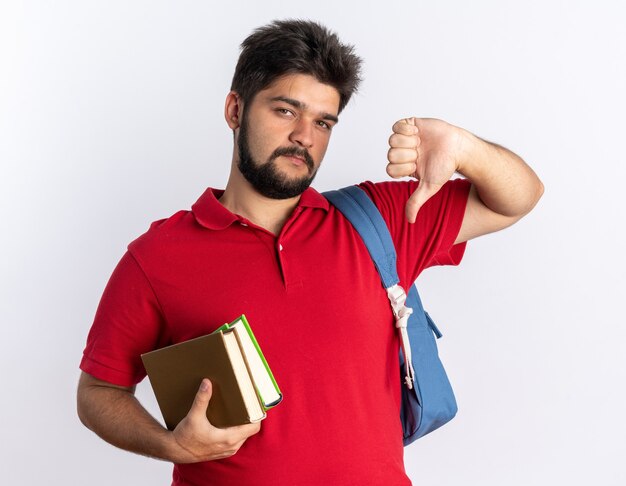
top-left (1, 1), bottom-right (625, 484)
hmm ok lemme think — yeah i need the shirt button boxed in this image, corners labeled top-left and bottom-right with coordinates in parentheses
top-left (279, 244), bottom-right (284, 251)
top-left (240, 222), bottom-right (248, 227)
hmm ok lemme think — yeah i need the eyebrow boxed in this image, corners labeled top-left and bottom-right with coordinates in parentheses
top-left (269, 96), bottom-right (339, 124)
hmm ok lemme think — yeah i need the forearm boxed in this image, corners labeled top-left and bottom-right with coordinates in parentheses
top-left (456, 129), bottom-right (544, 217)
top-left (77, 375), bottom-right (187, 463)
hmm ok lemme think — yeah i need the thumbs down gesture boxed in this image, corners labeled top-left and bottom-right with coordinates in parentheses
top-left (386, 117), bottom-right (464, 223)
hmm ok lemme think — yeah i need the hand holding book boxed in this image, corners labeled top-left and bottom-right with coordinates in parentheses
top-left (170, 378), bottom-right (262, 463)
top-left (142, 315), bottom-right (282, 437)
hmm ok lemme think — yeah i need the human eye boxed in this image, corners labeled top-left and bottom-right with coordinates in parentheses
top-left (317, 120), bottom-right (332, 131)
top-left (275, 107), bottom-right (295, 117)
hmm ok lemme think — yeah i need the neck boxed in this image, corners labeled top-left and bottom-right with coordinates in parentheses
top-left (219, 163), bottom-right (301, 235)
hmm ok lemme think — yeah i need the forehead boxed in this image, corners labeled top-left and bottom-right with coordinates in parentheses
top-left (254, 73), bottom-right (341, 116)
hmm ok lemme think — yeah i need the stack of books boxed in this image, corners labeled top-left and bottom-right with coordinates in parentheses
top-left (141, 315), bottom-right (282, 429)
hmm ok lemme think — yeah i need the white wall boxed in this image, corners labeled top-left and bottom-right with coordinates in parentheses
top-left (1, 1), bottom-right (624, 484)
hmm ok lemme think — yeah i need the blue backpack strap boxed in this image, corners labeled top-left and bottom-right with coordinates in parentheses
top-left (324, 185), bottom-right (458, 445)
top-left (325, 186), bottom-right (416, 388)
top-left (323, 186), bottom-right (398, 288)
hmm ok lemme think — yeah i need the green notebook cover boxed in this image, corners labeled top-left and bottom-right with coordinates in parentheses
top-left (218, 315), bottom-right (283, 409)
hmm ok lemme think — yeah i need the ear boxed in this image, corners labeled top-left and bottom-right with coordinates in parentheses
top-left (224, 91), bottom-right (242, 130)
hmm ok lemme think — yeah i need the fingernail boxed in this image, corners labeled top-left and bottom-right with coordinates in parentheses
top-left (200, 380), bottom-right (209, 392)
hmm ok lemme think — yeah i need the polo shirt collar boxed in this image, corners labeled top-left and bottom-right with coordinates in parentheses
top-left (192, 187), bottom-right (330, 230)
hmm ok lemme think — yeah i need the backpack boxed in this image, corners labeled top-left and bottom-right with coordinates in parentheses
top-left (324, 185), bottom-right (457, 445)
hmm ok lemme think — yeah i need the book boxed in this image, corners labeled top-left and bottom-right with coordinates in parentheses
top-left (216, 315), bottom-right (282, 409)
top-left (141, 315), bottom-right (281, 430)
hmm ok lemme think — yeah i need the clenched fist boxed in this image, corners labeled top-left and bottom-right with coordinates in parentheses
top-left (387, 117), bottom-right (465, 223)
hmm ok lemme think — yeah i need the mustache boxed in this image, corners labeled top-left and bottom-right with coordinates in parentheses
top-left (271, 146), bottom-right (315, 172)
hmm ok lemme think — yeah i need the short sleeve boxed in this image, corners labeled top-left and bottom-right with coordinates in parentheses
top-left (80, 251), bottom-right (168, 387)
top-left (358, 179), bottom-right (471, 286)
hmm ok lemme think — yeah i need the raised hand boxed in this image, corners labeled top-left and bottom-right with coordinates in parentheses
top-left (386, 117), bottom-right (464, 223)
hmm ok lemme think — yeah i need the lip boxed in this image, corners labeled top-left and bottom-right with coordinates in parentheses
top-left (284, 155), bottom-right (306, 166)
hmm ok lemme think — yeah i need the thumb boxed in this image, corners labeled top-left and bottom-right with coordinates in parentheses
top-left (188, 378), bottom-right (213, 419)
top-left (406, 182), bottom-right (438, 223)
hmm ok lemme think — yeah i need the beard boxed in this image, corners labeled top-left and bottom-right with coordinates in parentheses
top-left (236, 115), bottom-right (319, 200)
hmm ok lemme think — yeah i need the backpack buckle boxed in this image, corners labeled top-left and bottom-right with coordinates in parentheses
top-left (387, 285), bottom-right (415, 389)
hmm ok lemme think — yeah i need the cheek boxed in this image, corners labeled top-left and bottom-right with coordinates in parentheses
top-left (247, 127), bottom-right (278, 160)
top-left (313, 136), bottom-right (331, 163)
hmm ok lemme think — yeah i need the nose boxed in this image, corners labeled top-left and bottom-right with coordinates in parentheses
top-left (289, 118), bottom-right (314, 148)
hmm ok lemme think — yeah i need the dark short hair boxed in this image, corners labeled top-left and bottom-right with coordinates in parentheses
top-left (231, 19), bottom-right (362, 113)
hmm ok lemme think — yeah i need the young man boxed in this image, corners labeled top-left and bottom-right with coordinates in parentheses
top-left (77, 19), bottom-right (543, 485)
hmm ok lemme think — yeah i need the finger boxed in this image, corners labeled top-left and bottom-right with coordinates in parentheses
top-left (236, 421), bottom-right (262, 438)
top-left (388, 133), bottom-right (420, 149)
top-left (387, 147), bottom-right (418, 165)
top-left (233, 424), bottom-right (261, 446)
top-left (386, 161), bottom-right (416, 179)
top-left (392, 119), bottom-right (419, 136)
top-left (405, 182), bottom-right (440, 223)
top-left (218, 421), bottom-right (262, 445)
top-left (188, 378), bottom-right (213, 420)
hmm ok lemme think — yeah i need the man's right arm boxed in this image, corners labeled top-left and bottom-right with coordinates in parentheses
top-left (76, 372), bottom-right (261, 463)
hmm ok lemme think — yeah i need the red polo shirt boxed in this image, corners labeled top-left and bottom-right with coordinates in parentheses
top-left (81, 179), bottom-right (470, 486)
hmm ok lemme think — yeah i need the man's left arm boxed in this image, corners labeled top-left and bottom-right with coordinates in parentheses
top-left (386, 117), bottom-right (544, 243)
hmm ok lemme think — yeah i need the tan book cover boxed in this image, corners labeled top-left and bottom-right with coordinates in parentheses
top-left (141, 329), bottom-right (266, 430)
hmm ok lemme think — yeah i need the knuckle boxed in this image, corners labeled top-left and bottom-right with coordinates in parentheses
top-left (223, 437), bottom-right (238, 449)
top-left (226, 443), bottom-right (240, 454)
top-left (220, 437), bottom-right (236, 451)
top-left (394, 149), bottom-right (412, 164)
top-left (193, 393), bottom-right (208, 407)
top-left (389, 133), bottom-right (407, 148)
top-left (392, 122), bottom-right (405, 134)
top-left (386, 164), bottom-right (402, 179)
top-left (214, 440), bottom-right (237, 457)
top-left (393, 126), bottom-right (406, 136)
